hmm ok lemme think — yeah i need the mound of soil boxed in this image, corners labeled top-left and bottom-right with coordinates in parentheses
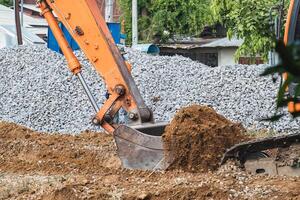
top-left (163, 105), bottom-right (249, 172)
top-left (0, 121), bottom-right (120, 175)
top-left (0, 121), bottom-right (299, 200)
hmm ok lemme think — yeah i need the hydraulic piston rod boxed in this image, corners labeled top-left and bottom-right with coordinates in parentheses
top-left (77, 72), bottom-right (99, 112)
top-left (38, 1), bottom-right (99, 114)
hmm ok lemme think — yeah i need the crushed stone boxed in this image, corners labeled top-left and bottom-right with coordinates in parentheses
top-left (0, 44), bottom-right (298, 134)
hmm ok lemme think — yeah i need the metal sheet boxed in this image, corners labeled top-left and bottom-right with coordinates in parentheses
top-left (222, 133), bottom-right (300, 165)
top-left (0, 25), bottom-right (45, 48)
top-left (245, 158), bottom-right (300, 177)
top-left (114, 125), bottom-right (172, 170)
top-left (0, 4), bottom-right (47, 26)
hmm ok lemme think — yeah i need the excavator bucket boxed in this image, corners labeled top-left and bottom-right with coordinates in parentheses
top-left (113, 122), bottom-right (172, 170)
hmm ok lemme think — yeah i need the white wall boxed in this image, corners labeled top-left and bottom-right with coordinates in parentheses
top-left (0, 30), bottom-right (17, 48)
top-left (218, 48), bottom-right (237, 66)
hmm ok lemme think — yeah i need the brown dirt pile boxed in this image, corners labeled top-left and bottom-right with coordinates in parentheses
top-left (163, 105), bottom-right (249, 172)
top-left (0, 121), bottom-right (120, 175)
top-left (0, 121), bottom-right (299, 200)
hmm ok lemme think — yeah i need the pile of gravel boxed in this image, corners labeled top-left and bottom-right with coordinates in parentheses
top-left (0, 44), bottom-right (298, 133)
top-left (0, 45), bottom-right (105, 133)
top-left (125, 49), bottom-right (298, 133)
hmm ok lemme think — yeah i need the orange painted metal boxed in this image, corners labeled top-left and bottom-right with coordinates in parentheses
top-left (37, 0), bottom-right (153, 134)
top-left (95, 92), bottom-right (120, 125)
top-left (288, 102), bottom-right (300, 112)
top-left (284, 0), bottom-right (300, 113)
top-left (38, 1), bottom-right (81, 74)
top-left (109, 101), bottom-right (123, 118)
top-left (102, 121), bottom-right (115, 133)
top-left (283, 0), bottom-right (294, 83)
top-left (284, 0), bottom-right (295, 44)
top-left (125, 62), bottom-right (132, 72)
top-left (43, 0), bottom-right (140, 112)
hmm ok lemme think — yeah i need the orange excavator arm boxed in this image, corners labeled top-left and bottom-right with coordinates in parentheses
top-left (37, 0), bottom-right (153, 134)
top-left (37, 0), bottom-right (169, 170)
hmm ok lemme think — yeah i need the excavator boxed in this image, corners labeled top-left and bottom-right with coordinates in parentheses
top-left (34, 0), bottom-right (300, 175)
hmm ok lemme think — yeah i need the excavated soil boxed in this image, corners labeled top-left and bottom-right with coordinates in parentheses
top-left (0, 122), bottom-right (120, 175)
top-left (163, 105), bottom-right (249, 172)
top-left (0, 121), bottom-right (299, 200)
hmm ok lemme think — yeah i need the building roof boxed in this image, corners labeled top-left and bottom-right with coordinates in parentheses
top-left (201, 37), bottom-right (243, 48)
top-left (0, 4), bottom-right (48, 38)
top-left (159, 38), bottom-right (218, 49)
top-left (0, 4), bottom-right (47, 27)
top-left (25, 26), bottom-right (48, 36)
top-left (22, 3), bottom-right (58, 17)
top-left (22, 3), bottom-right (40, 13)
top-left (159, 37), bottom-right (244, 50)
top-left (0, 25), bottom-right (45, 47)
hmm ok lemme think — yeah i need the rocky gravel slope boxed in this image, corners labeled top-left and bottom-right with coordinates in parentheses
top-left (0, 45), bottom-right (297, 133)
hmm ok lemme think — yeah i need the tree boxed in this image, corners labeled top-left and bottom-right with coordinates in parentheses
top-left (118, 0), bottom-right (213, 44)
top-left (150, 0), bottom-right (213, 42)
top-left (211, 0), bottom-right (289, 60)
top-left (0, 0), bottom-right (12, 7)
top-left (118, 0), bottom-right (152, 44)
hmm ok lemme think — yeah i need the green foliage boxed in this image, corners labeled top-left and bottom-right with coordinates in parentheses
top-left (150, 0), bottom-right (213, 42)
top-left (211, 0), bottom-right (289, 60)
top-left (261, 41), bottom-right (300, 120)
top-left (118, 0), bottom-right (213, 44)
top-left (0, 0), bottom-right (12, 7)
top-left (118, 0), bottom-right (152, 44)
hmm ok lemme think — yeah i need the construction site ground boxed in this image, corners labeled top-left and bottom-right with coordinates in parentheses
top-left (0, 122), bottom-right (299, 200)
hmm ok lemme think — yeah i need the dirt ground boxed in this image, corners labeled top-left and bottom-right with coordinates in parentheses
top-left (0, 121), bottom-right (299, 200)
top-left (163, 105), bottom-right (248, 172)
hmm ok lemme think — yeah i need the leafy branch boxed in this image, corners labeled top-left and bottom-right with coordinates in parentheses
top-left (0, 0), bottom-right (12, 7)
top-left (118, 0), bottom-right (213, 44)
top-left (211, 0), bottom-right (289, 61)
top-left (261, 40), bottom-right (300, 120)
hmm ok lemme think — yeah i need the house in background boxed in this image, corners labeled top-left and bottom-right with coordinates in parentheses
top-left (22, 0), bottom-right (121, 22)
top-left (0, 0), bottom-right (121, 46)
top-left (159, 37), bottom-right (264, 67)
top-left (0, 4), bottom-right (46, 47)
top-left (0, 24), bottom-right (45, 48)
top-left (201, 37), bottom-right (243, 66)
top-left (159, 38), bottom-right (218, 67)
top-left (20, 0), bottom-right (122, 41)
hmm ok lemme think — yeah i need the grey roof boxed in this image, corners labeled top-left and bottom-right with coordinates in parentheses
top-left (159, 38), bottom-right (218, 49)
top-left (23, 3), bottom-right (41, 13)
top-left (0, 25), bottom-right (45, 47)
top-left (201, 37), bottom-right (244, 48)
top-left (159, 37), bottom-right (244, 50)
top-left (0, 4), bottom-right (47, 27)
top-left (22, 3), bottom-right (58, 17)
